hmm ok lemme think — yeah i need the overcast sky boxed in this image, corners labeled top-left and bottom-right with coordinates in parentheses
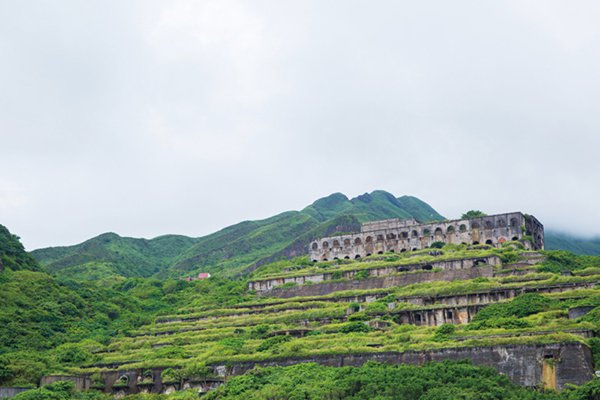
top-left (1, 1), bottom-right (599, 250)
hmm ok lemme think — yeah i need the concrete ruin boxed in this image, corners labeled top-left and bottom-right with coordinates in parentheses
top-left (309, 212), bottom-right (544, 262)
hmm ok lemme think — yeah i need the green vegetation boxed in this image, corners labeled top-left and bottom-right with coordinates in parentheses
top-left (4, 212), bottom-right (600, 398)
top-left (461, 210), bottom-right (488, 219)
top-left (204, 361), bottom-right (600, 400)
top-left (31, 191), bottom-right (446, 279)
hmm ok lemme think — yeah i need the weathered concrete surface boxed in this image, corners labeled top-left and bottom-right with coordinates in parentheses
top-left (263, 266), bottom-right (495, 298)
top-left (309, 212), bottom-right (544, 261)
top-left (217, 342), bottom-right (593, 390)
top-left (250, 256), bottom-right (501, 292)
top-left (0, 388), bottom-right (30, 399)
top-left (568, 306), bottom-right (595, 319)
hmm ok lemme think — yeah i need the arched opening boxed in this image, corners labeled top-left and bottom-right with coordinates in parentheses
top-left (411, 230), bottom-right (419, 238)
top-left (344, 256), bottom-right (350, 259)
top-left (412, 248), bottom-right (417, 251)
top-left (447, 226), bottom-right (455, 234)
top-left (343, 238), bottom-right (351, 247)
top-left (472, 241), bottom-right (479, 245)
top-left (422, 265), bottom-right (433, 271)
top-left (510, 218), bottom-right (519, 227)
top-left (474, 259), bottom-right (487, 266)
top-left (387, 233), bottom-right (397, 240)
top-left (389, 249), bottom-right (395, 253)
top-left (485, 239), bottom-right (493, 245)
top-left (434, 228), bottom-right (443, 239)
top-left (376, 234), bottom-right (384, 242)
top-left (400, 248), bottom-right (407, 253)
top-left (333, 257), bottom-right (339, 260)
top-left (366, 236), bottom-right (373, 244)
top-left (322, 241), bottom-right (329, 249)
top-left (312, 259), bottom-right (318, 262)
top-left (471, 222), bottom-right (480, 230)
top-left (322, 257), bottom-right (328, 261)
top-left (459, 224), bottom-right (467, 232)
top-left (355, 237), bottom-right (362, 245)
top-left (512, 236), bottom-right (519, 241)
top-left (311, 242), bottom-right (318, 250)
top-left (333, 240), bottom-right (340, 248)
top-left (498, 219), bottom-right (506, 227)
top-left (401, 231), bottom-right (409, 239)
top-left (366, 253), bottom-right (372, 257)
top-left (397, 267), bottom-right (409, 272)
top-left (423, 228), bottom-right (431, 236)
top-left (377, 251), bottom-right (383, 255)
top-left (484, 220), bottom-right (494, 230)
top-left (355, 254), bottom-right (361, 259)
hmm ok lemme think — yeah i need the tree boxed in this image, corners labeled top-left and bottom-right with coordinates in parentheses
top-left (461, 210), bottom-right (487, 219)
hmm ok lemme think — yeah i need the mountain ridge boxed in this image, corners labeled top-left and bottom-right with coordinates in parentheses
top-left (30, 191), bottom-right (600, 280)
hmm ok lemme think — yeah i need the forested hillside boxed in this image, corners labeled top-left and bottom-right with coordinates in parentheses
top-left (31, 191), bottom-right (444, 280)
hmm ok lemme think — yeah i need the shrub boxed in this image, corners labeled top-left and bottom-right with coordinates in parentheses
top-left (257, 335), bottom-right (292, 352)
top-left (433, 324), bottom-right (456, 341)
top-left (339, 322), bottom-right (372, 333)
top-left (355, 270), bottom-right (370, 280)
top-left (430, 241), bottom-right (445, 249)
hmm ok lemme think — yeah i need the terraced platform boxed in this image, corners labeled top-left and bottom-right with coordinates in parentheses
top-left (57, 247), bottom-right (600, 395)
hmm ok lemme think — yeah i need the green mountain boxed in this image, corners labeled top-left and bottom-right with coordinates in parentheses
top-left (0, 224), bottom-right (40, 272)
top-left (31, 191), bottom-right (445, 279)
top-left (31, 191), bottom-right (600, 281)
top-left (545, 230), bottom-right (600, 255)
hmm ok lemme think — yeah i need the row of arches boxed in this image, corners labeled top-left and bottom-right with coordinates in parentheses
top-left (313, 219), bottom-right (520, 250)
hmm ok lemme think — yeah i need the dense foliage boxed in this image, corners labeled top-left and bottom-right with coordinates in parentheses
top-left (0, 224), bottom-right (40, 271)
top-left (204, 361), bottom-right (600, 400)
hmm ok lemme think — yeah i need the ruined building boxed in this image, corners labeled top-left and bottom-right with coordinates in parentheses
top-left (309, 212), bottom-right (544, 262)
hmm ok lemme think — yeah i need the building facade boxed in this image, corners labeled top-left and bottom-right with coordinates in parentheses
top-left (309, 212), bottom-right (544, 261)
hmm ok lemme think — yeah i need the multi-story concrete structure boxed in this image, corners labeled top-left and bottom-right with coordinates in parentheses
top-left (309, 212), bottom-right (544, 261)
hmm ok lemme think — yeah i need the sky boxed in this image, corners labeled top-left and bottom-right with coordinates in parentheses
top-left (1, 1), bottom-right (599, 250)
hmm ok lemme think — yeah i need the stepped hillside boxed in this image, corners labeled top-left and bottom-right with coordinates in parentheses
top-left (4, 220), bottom-right (600, 398)
top-left (52, 245), bottom-right (600, 396)
top-left (32, 191), bottom-right (445, 280)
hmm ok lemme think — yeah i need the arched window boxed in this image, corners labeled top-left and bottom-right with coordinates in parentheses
top-left (485, 239), bottom-right (493, 245)
top-left (333, 240), bottom-right (340, 248)
top-left (510, 218), bottom-right (519, 227)
top-left (498, 219), bottom-right (506, 227)
top-left (423, 228), bottom-right (431, 236)
top-left (401, 231), bottom-right (409, 239)
top-left (387, 233), bottom-right (397, 240)
top-left (311, 242), bottom-right (318, 250)
top-left (447, 226), bottom-right (455, 234)
top-left (459, 224), bottom-right (467, 232)
top-left (484, 220), bottom-right (494, 230)
top-left (411, 230), bottom-right (419, 238)
top-left (322, 241), bottom-right (329, 249)
top-left (354, 237), bottom-right (362, 245)
top-left (343, 238), bottom-right (351, 247)
top-left (471, 222), bottom-right (480, 229)
top-left (376, 234), bottom-right (384, 242)
top-left (434, 227), bottom-right (443, 235)
top-left (366, 236), bottom-right (373, 244)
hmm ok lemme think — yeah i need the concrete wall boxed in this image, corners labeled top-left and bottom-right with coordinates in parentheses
top-left (218, 342), bottom-right (593, 390)
top-left (250, 256), bottom-right (501, 292)
top-left (261, 266), bottom-right (495, 298)
top-left (309, 212), bottom-right (544, 261)
top-left (0, 388), bottom-right (30, 399)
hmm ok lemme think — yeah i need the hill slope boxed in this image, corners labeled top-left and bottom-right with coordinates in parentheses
top-left (32, 191), bottom-right (445, 279)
